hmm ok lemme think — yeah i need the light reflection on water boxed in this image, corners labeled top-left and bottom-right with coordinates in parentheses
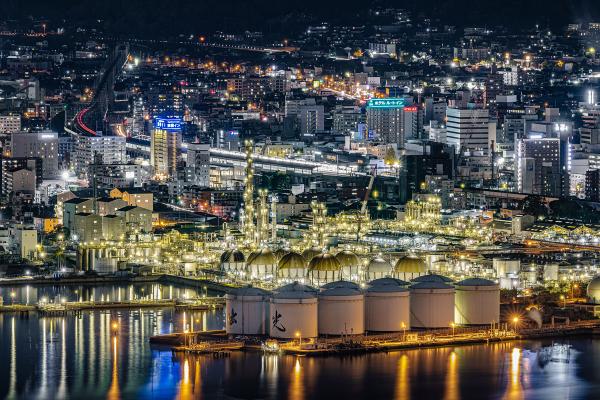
top-left (0, 284), bottom-right (598, 399)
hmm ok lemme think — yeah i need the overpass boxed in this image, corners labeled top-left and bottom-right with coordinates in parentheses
top-left (126, 139), bottom-right (366, 177)
top-left (72, 43), bottom-right (130, 136)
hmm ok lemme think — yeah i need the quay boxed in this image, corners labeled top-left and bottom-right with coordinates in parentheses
top-left (32, 297), bottom-right (225, 315)
top-left (150, 320), bottom-right (600, 357)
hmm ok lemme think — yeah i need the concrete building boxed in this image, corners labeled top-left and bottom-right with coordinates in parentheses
top-left (63, 198), bottom-right (95, 230)
top-left (10, 131), bottom-right (59, 178)
top-left (11, 225), bottom-right (37, 260)
top-left (110, 188), bottom-right (153, 211)
top-left (185, 143), bottom-right (210, 187)
top-left (516, 138), bottom-right (563, 196)
top-left (151, 117), bottom-right (182, 179)
top-left (96, 197), bottom-right (128, 216)
top-left (446, 107), bottom-right (490, 152)
top-left (116, 205), bottom-right (153, 233)
top-left (0, 114), bottom-right (21, 134)
top-left (366, 98), bottom-right (413, 145)
top-left (74, 135), bottom-right (126, 177)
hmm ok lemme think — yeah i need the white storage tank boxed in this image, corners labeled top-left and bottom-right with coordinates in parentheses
top-left (454, 278), bottom-right (500, 325)
top-left (220, 250), bottom-right (246, 277)
top-left (318, 284), bottom-right (364, 335)
top-left (411, 274), bottom-right (453, 284)
top-left (365, 257), bottom-right (392, 281)
top-left (394, 256), bottom-right (428, 281)
top-left (365, 278), bottom-right (410, 332)
top-left (335, 250), bottom-right (361, 281)
top-left (269, 282), bottom-right (318, 339)
top-left (409, 281), bottom-right (455, 329)
top-left (543, 263), bottom-right (559, 281)
top-left (493, 258), bottom-right (520, 277)
top-left (225, 286), bottom-right (270, 335)
top-left (308, 253), bottom-right (342, 286)
top-left (277, 252), bottom-right (307, 283)
top-left (247, 248), bottom-right (277, 280)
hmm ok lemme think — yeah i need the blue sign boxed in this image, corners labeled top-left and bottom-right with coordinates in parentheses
top-left (367, 98), bottom-right (407, 109)
top-left (153, 117), bottom-right (182, 132)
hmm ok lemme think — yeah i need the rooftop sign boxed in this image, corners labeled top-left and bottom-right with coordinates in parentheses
top-left (367, 98), bottom-right (407, 109)
top-left (153, 117), bottom-right (182, 132)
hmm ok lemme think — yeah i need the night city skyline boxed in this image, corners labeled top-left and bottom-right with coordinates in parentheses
top-left (3, 1), bottom-right (600, 399)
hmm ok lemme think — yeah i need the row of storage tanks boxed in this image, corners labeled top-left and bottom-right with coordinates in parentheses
top-left (220, 248), bottom-right (432, 283)
top-left (225, 274), bottom-right (500, 339)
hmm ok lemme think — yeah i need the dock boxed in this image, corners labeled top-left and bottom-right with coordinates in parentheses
top-left (36, 297), bottom-right (224, 315)
top-left (0, 304), bottom-right (36, 314)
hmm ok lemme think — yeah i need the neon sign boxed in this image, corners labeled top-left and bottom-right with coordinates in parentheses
top-left (153, 117), bottom-right (182, 132)
top-left (367, 98), bottom-right (407, 109)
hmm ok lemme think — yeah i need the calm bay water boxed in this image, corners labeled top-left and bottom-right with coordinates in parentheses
top-left (1, 284), bottom-right (600, 399)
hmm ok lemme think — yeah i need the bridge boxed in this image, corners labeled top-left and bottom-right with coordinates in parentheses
top-left (72, 43), bottom-right (130, 136)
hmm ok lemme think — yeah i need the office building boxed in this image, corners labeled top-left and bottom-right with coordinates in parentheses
top-left (151, 116), bottom-right (182, 179)
top-left (10, 131), bottom-right (59, 179)
top-left (446, 107), bottom-right (490, 152)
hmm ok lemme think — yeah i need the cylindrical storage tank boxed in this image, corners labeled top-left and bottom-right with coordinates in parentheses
top-left (277, 252), bottom-right (307, 283)
top-left (454, 278), bottom-right (500, 325)
top-left (411, 274), bottom-right (453, 284)
top-left (409, 281), bottom-right (455, 329)
top-left (247, 248), bottom-right (277, 280)
top-left (225, 286), bottom-right (271, 335)
top-left (493, 258), bottom-right (520, 277)
top-left (88, 248), bottom-right (96, 271)
top-left (220, 250), bottom-right (246, 277)
top-left (587, 276), bottom-right (600, 304)
top-left (335, 250), bottom-right (361, 281)
top-left (543, 263), bottom-right (559, 281)
top-left (393, 256), bottom-right (427, 281)
top-left (365, 279), bottom-right (410, 332)
top-left (321, 280), bottom-right (360, 290)
top-left (269, 282), bottom-right (318, 339)
top-left (365, 257), bottom-right (392, 281)
top-left (308, 253), bottom-right (342, 287)
top-left (318, 285), bottom-right (364, 335)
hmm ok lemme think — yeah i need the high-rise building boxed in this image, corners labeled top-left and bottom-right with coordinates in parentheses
top-left (366, 97), bottom-right (413, 146)
top-left (74, 135), bottom-right (126, 177)
top-left (10, 131), bottom-right (59, 179)
top-left (446, 107), bottom-right (490, 152)
top-left (516, 137), bottom-right (563, 196)
top-left (151, 116), bottom-right (182, 179)
top-left (185, 143), bottom-right (211, 187)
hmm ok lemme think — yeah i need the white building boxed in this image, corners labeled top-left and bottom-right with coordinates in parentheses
top-left (446, 107), bottom-right (490, 152)
top-left (74, 135), bottom-right (126, 177)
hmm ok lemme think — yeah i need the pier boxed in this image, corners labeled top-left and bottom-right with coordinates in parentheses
top-left (150, 320), bottom-right (600, 357)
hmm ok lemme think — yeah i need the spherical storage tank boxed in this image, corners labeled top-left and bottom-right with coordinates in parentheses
top-left (308, 253), bottom-right (342, 286)
top-left (318, 283), bottom-right (364, 335)
top-left (409, 281), bottom-right (455, 329)
top-left (269, 282), bottom-right (318, 339)
top-left (247, 248), bottom-right (277, 280)
top-left (454, 278), bottom-right (500, 325)
top-left (587, 276), bottom-right (600, 304)
top-left (277, 252), bottom-right (307, 283)
top-left (365, 278), bottom-right (410, 331)
top-left (336, 250), bottom-right (361, 281)
top-left (225, 286), bottom-right (270, 335)
top-left (220, 250), bottom-right (246, 276)
top-left (365, 257), bottom-right (392, 281)
top-left (394, 256), bottom-right (427, 281)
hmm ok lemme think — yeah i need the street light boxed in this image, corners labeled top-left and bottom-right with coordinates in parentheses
top-left (10, 291), bottom-right (16, 305)
top-left (560, 294), bottom-right (566, 308)
top-left (112, 322), bottom-right (119, 336)
top-left (450, 322), bottom-right (456, 337)
top-left (296, 331), bottom-right (302, 349)
top-left (512, 316), bottom-right (519, 333)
